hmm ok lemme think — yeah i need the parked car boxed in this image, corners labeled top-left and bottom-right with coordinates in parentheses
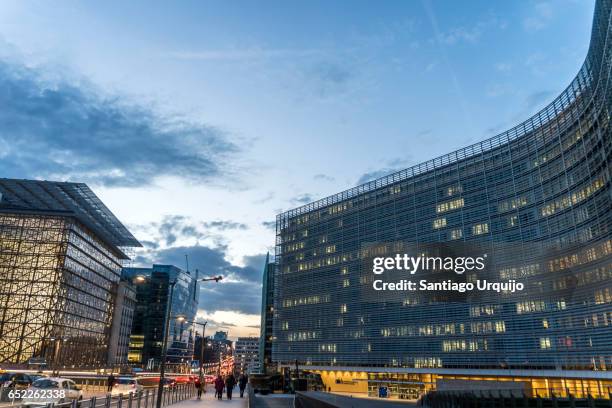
top-left (0, 372), bottom-right (33, 389)
top-left (111, 377), bottom-right (144, 396)
top-left (21, 377), bottom-right (82, 407)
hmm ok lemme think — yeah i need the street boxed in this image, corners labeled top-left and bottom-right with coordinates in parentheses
top-left (173, 385), bottom-right (247, 407)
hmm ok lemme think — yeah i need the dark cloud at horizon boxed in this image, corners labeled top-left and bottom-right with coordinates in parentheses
top-left (0, 59), bottom-right (237, 187)
top-left (133, 242), bottom-right (267, 315)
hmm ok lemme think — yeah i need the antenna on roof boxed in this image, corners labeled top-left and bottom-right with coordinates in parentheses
top-left (185, 254), bottom-right (190, 274)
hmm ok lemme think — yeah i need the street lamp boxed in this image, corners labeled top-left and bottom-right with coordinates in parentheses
top-left (175, 316), bottom-right (207, 382)
top-left (133, 273), bottom-right (222, 408)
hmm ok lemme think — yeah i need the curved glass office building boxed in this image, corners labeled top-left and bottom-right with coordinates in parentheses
top-left (272, 0), bottom-right (612, 398)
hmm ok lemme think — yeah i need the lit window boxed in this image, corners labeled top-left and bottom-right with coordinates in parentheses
top-left (433, 218), bottom-right (447, 229)
top-left (436, 198), bottom-right (465, 213)
top-left (539, 337), bottom-right (552, 349)
top-left (508, 215), bottom-right (518, 227)
top-left (446, 184), bottom-right (463, 196)
top-left (472, 222), bottom-right (489, 235)
top-left (341, 266), bottom-right (348, 275)
top-left (450, 229), bottom-right (463, 240)
top-left (340, 304), bottom-right (347, 313)
top-left (342, 279), bottom-right (350, 287)
top-left (542, 319), bottom-right (549, 329)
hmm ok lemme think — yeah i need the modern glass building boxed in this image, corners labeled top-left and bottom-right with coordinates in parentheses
top-left (0, 178), bottom-right (141, 367)
top-left (259, 253), bottom-right (276, 374)
top-left (272, 0), bottom-right (611, 399)
top-left (123, 265), bottom-right (198, 370)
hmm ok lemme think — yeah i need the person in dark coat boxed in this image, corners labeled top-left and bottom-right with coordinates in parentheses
top-left (194, 377), bottom-right (202, 399)
top-left (225, 374), bottom-right (236, 400)
top-left (106, 374), bottom-right (115, 392)
top-left (238, 374), bottom-right (248, 398)
top-left (214, 375), bottom-right (224, 400)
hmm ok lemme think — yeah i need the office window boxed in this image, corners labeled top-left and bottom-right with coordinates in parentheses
top-left (450, 229), bottom-right (463, 240)
top-left (433, 218), bottom-right (447, 229)
top-left (472, 222), bottom-right (489, 235)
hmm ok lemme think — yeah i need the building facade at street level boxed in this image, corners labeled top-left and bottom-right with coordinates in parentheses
top-left (235, 337), bottom-right (260, 375)
top-left (107, 279), bottom-right (137, 367)
top-left (0, 179), bottom-right (141, 367)
top-left (259, 254), bottom-right (276, 374)
top-left (123, 265), bottom-right (198, 369)
top-left (272, 0), bottom-right (612, 400)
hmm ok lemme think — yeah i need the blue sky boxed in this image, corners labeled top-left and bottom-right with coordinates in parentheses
top-left (0, 0), bottom-right (595, 338)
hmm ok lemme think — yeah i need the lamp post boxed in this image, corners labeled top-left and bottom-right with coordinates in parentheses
top-left (134, 273), bottom-right (222, 408)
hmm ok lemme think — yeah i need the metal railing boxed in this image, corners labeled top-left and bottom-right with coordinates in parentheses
top-left (418, 390), bottom-right (612, 408)
top-left (5, 384), bottom-right (196, 408)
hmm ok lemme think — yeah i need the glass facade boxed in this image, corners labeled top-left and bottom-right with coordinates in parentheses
top-left (259, 254), bottom-right (276, 373)
top-left (272, 0), bottom-right (612, 383)
top-left (0, 214), bottom-right (126, 366)
top-left (123, 265), bottom-right (198, 369)
top-left (0, 179), bottom-right (140, 368)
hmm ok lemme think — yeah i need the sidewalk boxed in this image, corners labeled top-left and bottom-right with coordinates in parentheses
top-left (172, 385), bottom-right (247, 408)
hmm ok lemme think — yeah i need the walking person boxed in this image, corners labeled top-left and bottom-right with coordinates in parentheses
top-left (106, 373), bottom-right (115, 393)
top-left (238, 373), bottom-right (248, 398)
top-left (194, 377), bottom-right (202, 400)
top-left (225, 373), bottom-right (236, 400)
top-left (214, 375), bottom-right (224, 400)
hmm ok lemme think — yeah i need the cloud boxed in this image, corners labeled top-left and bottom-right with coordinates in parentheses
top-left (291, 193), bottom-right (315, 205)
top-left (306, 61), bottom-right (354, 98)
top-left (495, 63), bottom-right (512, 72)
top-left (314, 174), bottom-right (335, 182)
top-left (0, 59), bottom-right (237, 187)
top-left (140, 244), bottom-right (265, 284)
top-left (261, 221), bottom-right (276, 231)
top-left (356, 156), bottom-right (415, 185)
top-left (196, 310), bottom-right (261, 338)
top-left (202, 220), bottom-right (248, 231)
top-left (436, 16), bottom-right (507, 46)
top-left (523, 2), bottom-right (554, 31)
top-left (163, 48), bottom-right (323, 62)
top-left (356, 169), bottom-right (397, 185)
top-left (133, 242), bottom-right (267, 318)
top-left (134, 215), bottom-right (248, 248)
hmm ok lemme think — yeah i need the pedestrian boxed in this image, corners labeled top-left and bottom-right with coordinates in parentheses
top-left (107, 373), bottom-right (115, 393)
top-left (194, 377), bottom-right (202, 399)
top-left (214, 375), bottom-right (224, 400)
top-left (238, 373), bottom-right (248, 398)
top-left (225, 373), bottom-right (236, 400)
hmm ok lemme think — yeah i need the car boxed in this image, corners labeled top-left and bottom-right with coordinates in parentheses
top-left (111, 377), bottom-right (144, 396)
top-left (162, 378), bottom-right (176, 388)
top-left (21, 377), bottom-right (83, 407)
top-left (171, 376), bottom-right (191, 385)
top-left (0, 373), bottom-right (33, 389)
top-left (28, 374), bottom-right (48, 382)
